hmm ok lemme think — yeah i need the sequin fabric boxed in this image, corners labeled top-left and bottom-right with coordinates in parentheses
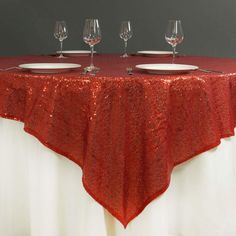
top-left (0, 55), bottom-right (236, 227)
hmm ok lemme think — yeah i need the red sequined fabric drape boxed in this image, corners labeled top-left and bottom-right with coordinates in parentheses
top-left (0, 55), bottom-right (236, 227)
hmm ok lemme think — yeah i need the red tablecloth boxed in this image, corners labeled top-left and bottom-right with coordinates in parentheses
top-left (0, 54), bottom-right (236, 227)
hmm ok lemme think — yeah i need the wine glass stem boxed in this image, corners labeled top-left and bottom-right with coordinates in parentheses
top-left (124, 40), bottom-right (128, 56)
top-left (172, 46), bottom-right (176, 63)
top-left (90, 45), bottom-right (94, 68)
top-left (60, 40), bottom-right (63, 57)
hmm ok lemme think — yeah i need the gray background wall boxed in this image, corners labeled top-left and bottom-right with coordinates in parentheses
top-left (0, 0), bottom-right (236, 57)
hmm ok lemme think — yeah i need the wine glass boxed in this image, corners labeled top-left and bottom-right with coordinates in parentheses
top-left (165, 20), bottom-right (184, 63)
top-left (54, 21), bottom-right (68, 58)
top-left (83, 19), bottom-right (102, 73)
top-left (119, 21), bottom-right (133, 57)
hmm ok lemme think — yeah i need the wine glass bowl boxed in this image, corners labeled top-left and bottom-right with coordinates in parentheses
top-left (83, 19), bottom-right (101, 73)
top-left (83, 35), bottom-right (101, 46)
top-left (54, 21), bottom-right (68, 58)
top-left (119, 21), bottom-right (133, 57)
top-left (165, 20), bottom-right (184, 63)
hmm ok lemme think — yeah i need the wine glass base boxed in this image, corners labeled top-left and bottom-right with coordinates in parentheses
top-left (84, 65), bottom-right (100, 75)
top-left (85, 65), bottom-right (99, 71)
top-left (120, 53), bottom-right (128, 58)
top-left (57, 54), bottom-right (67, 59)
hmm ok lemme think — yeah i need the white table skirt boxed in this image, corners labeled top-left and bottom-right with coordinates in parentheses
top-left (0, 118), bottom-right (236, 236)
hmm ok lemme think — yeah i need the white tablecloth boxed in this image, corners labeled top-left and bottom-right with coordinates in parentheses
top-left (0, 118), bottom-right (236, 236)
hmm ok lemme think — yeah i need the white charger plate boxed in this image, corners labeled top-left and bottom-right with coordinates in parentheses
top-left (137, 51), bottom-right (176, 57)
top-left (56, 50), bottom-right (96, 56)
top-left (19, 63), bottom-right (81, 73)
top-left (135, 63), bottom-right (199, 74)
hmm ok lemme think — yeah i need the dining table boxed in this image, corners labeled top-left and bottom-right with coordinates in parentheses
top-left (0, 53), bottom-right (236, 236)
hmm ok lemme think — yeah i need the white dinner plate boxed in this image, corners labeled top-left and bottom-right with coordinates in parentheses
top-left (56, 50), bottom-right (96, 56)
top-left (135, 63), bottom-right (199, 74)
top-left (18, 63), bottom-right (81, 73)
top-left (137, 51), bottom-right (176, 57)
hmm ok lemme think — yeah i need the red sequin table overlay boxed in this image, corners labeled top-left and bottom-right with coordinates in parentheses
top-left (0, 55), bottom-right (236, 227)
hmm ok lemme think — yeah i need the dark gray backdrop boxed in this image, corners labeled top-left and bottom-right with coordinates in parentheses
top-left (0, 0), bottom-right (236, 57)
